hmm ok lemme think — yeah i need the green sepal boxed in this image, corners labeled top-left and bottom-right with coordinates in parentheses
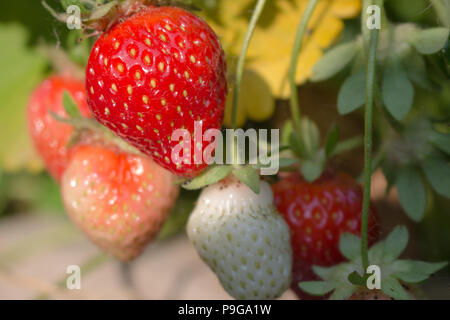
top-left (278, 158), bottom-right (299, 169)
top-left (381, 276), bottom-right (410, 300)
top-left (298, 117), bottom-right (320, 159)
top-left (339, 233), bottom-right (361, 261)
top-left (62, 91), bottom-right (82, 119)
top-left (328, 286), bottom-right (356, 300)
top-left (325, 124), bottom-right (340, 158)
top-left (298, 281), bottom-right (335, 296)
top-left (347, 271), bottom-right (365, 286)
top-left (288, 131), bottom-right (303, 158)
top-left (301, 153), bottom-right (325, 182)
top-left (392, 260), bottom-right (448, 283)
top-left (232, 165), bottom-right (260, 194)
top-left (382, 225), bottom-right (409, 262)
top-left (60, 0), bottom-right (90, 13)
top-left (182, 165), bottom-right (232, 190)
top-left (87, 1), bottom-right (118, 21)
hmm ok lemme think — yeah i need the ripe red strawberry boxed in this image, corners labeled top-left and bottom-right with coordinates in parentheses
top-left (272, 171), bottom-right (379, 300)
top-left (86, 6), bottom-right (226, 177)
top-left (27, 76), bottom-right (91, 181)
top-left (61, 143), bottom-right (179, 261)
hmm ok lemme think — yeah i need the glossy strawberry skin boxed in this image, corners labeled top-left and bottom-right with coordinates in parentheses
top-left (86, 6), bottom-right (226, 177)
top-left (27, 76), bottom-right (91, 181)
top-left (61, 144), bottom-right (179, 261)
top-left (272, 171), bottom-right (379, 299)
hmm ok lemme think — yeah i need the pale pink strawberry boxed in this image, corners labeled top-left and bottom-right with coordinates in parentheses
top-left (61, 143), bottom-right (179, 260)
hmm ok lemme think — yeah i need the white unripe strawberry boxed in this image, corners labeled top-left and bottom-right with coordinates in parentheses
top-left (187, 177), bottom-right (292, 299)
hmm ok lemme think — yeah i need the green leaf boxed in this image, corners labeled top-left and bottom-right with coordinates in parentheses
top-left (422, 156), bottom-right (450, 198)
top-left (278, 158), bottom-right (299, 168)
top-left (337, 70), bottom-right (366, 115)
top-left (298, 281), bottom-right (335, 296)
top-left (232, 166), bottom-right (260, 194)
top-left (428, 131), bottom-right (450, 155)
top-left (410, 27), bottom-right (450, 55)
top-left (301, 159), bottom-right (323, 182)
top-left (396, 167), bottom-right (427, 221)
top-left (404, 53), bottom-right (434, 90)
top-left (339, 233), bottom-right (361, 261)
top-left (299, 118), bottom-right (320, 158)
top-left (383, 225), bottom-right (409, 262)
top-left (325, 125), bottom-right (340, 157)
top-left (182, 165), bottom-right (232, 190)
top-left (62, 91), bottom-right (82, 119)
top-left (381, 276), bottom-right (410, 300)
top-left (311, 41), bottom-right (358, 82)
top-left (382, 66), bottom-right (414, 121)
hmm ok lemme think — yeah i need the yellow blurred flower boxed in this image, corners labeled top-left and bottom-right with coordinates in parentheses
top-left (224, 69), bottom-right (275, 127)
top-left (207, 0), bottom-right (361, 99)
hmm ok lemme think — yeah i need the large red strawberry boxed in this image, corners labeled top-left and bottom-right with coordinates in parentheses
top-left (27, 76), bottom-right (91, 181)
top-left (86, 6), bottom-right (226, 177)
top-left (61, 143), bottom-right (179, 261)
top-left (272, 171), bottom-right (379, 299)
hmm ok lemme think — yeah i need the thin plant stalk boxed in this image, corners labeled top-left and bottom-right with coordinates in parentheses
top-left (231, 0), bottom-right (267, 129)
top-left (289, 0), bottom-right (319, 136)
top-left (360, 0), bottom-right (381, 272)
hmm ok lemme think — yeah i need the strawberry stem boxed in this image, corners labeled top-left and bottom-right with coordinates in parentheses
top-left (361, 0), bottom-right (381, 272)
top-left (231, 0), bottom-right (267, 129)
top-left (288, 0), bottom-right (318, 140)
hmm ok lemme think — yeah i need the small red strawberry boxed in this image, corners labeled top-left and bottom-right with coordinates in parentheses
top-left (61, 143), bottom-right (179, 261)
top-left (86, 6), bottom-right (226, 177)
top-left (272, 171), bottom-right (379, 299)
top-left (27, 76), bottom-right (91, 181)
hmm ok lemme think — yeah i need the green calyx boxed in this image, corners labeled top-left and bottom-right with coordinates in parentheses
top-left (299, 226), bottom-right (448, 300)
top-left (44, 0), bottom-right (202, 34)
top-left (52, 91), bottom-right (140, 155)
top-left (282, 118), bottom-right (363, 182)
top-left (43, 0), bottom-right (162, 33)
top-left (181, 154), bottom-right (299, 194)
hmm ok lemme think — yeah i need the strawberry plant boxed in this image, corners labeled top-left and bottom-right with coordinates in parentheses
top-left (0, 0), bottom-right (447, 301)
